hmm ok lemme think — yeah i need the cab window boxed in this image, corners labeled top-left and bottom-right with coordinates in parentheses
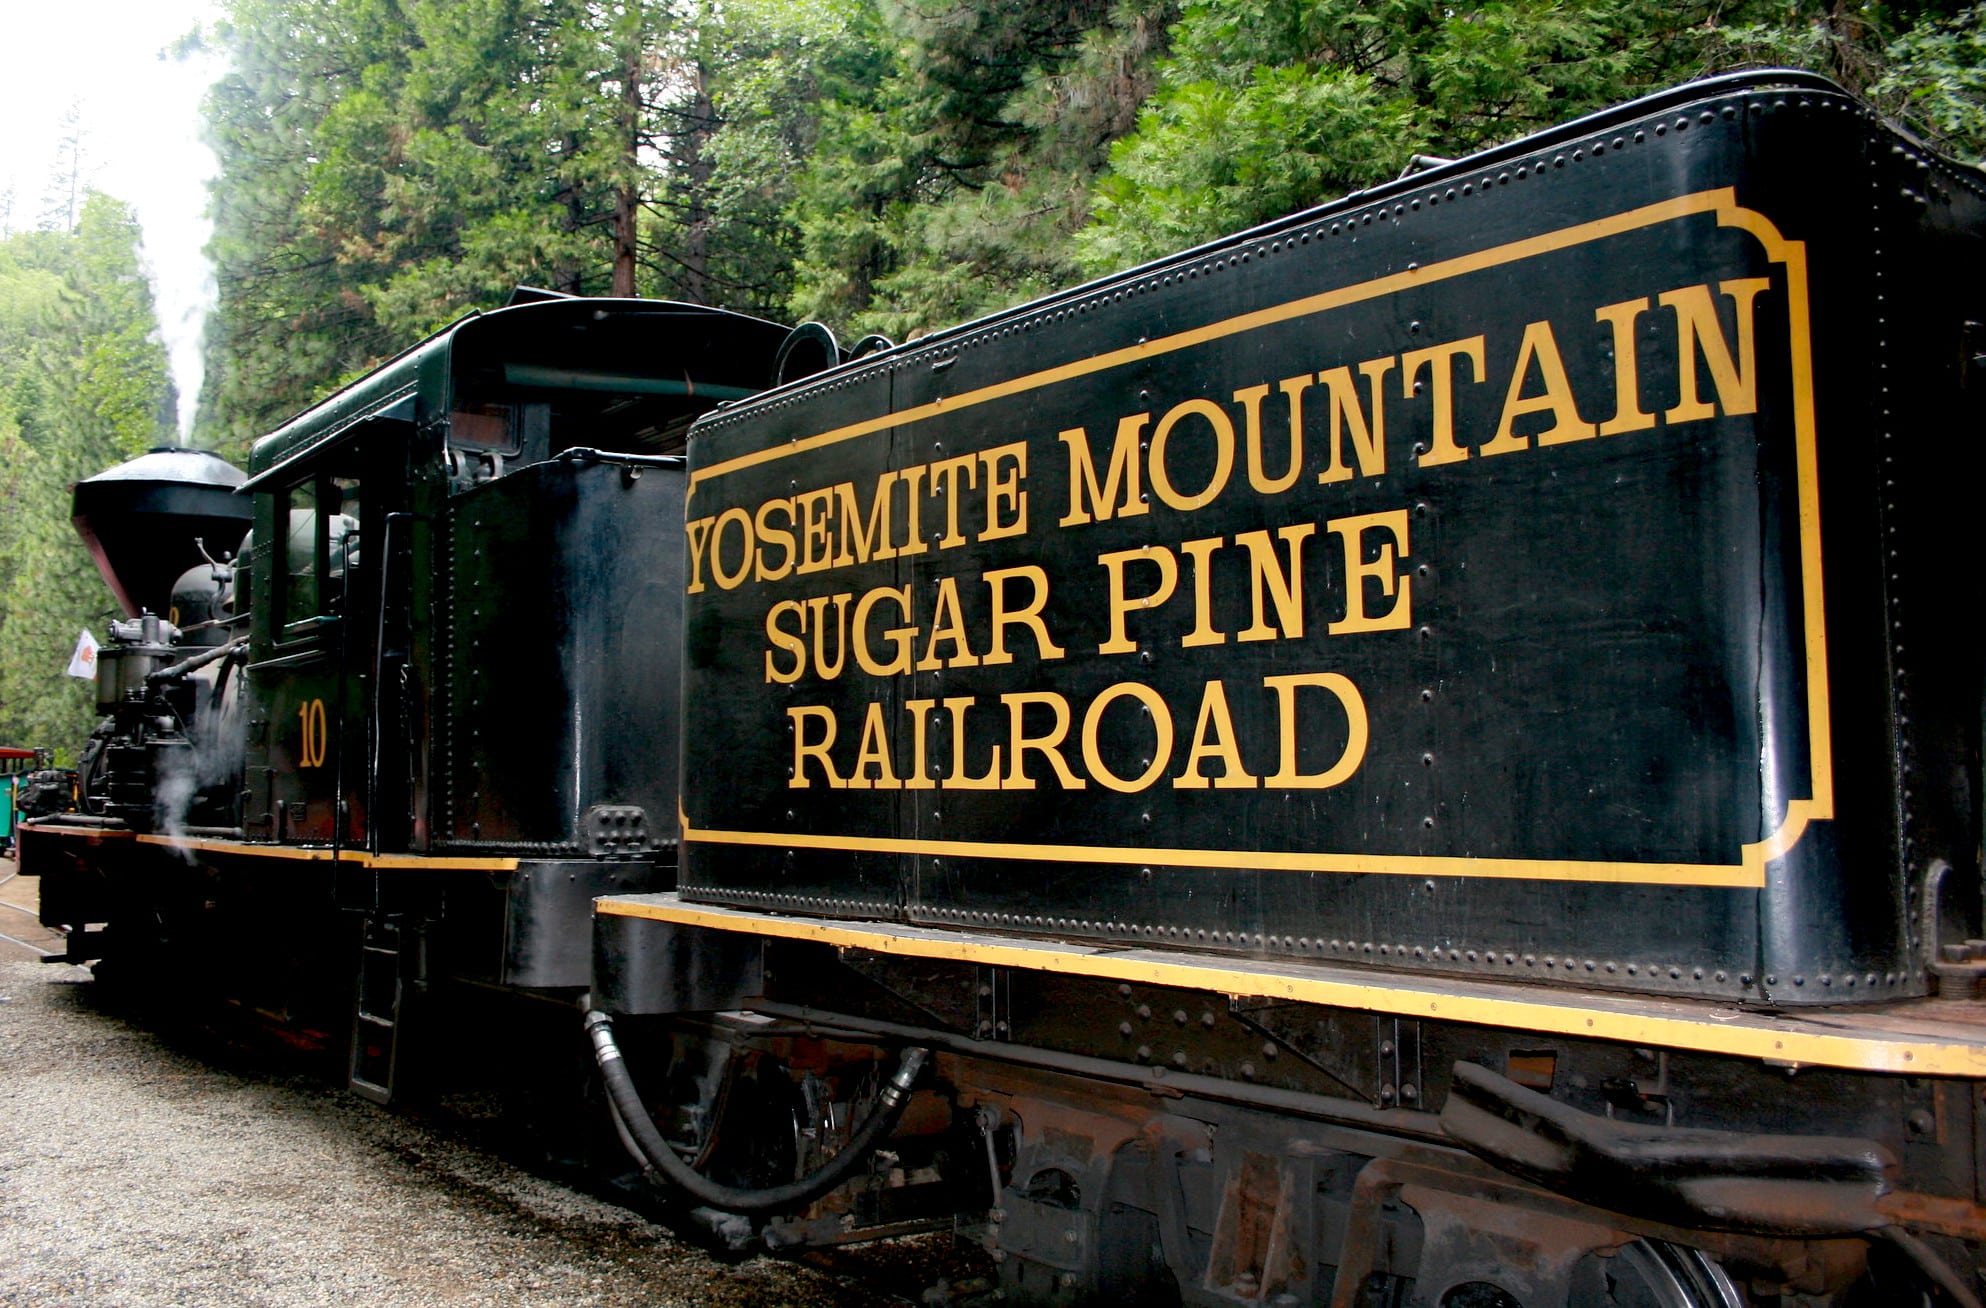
top-left (279, 472), bottom-right (361, 632)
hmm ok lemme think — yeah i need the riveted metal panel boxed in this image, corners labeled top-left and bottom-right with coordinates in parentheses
top-left (680, 76), bottom-right (1986, 1006)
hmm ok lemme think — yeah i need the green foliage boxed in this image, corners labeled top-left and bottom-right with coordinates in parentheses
top-left (194, 0), bottom-right (1986, 437)
top-left (197, 0), bottom-right (420, 456)
top-left (198, 0), bottom-right (862, 453)
top-left (1875, 4), bottom-right (1986, 158)
top-left (0, 195), bottom-right (174, 756)
top-left (787, 0), bottom-right (1175, 339)
top-left (200, 0), bottom-right (662, 453)
top-left (1074, 0), bottom-right (1971, 273)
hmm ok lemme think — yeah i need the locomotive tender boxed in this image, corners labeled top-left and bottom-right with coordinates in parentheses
top-left (21, 71), bottom-right (1986, 1305)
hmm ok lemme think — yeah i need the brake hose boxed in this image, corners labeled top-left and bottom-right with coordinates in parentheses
top-left (583, 1008), bottom-right (929, 1215)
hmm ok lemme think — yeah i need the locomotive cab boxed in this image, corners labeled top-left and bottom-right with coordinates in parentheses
top-left (231, 299), bottom-right (789, 1016)
top-left (238, 299), bottom-right (784, 843)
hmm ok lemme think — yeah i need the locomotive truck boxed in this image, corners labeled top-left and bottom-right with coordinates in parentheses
top-left (20, 70), bottom-right (1986, 1306)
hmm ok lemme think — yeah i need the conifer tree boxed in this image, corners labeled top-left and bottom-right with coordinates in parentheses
top-left (0, 194), bottom-right (173, 754)
top-left (787, 0), bottom-right (1174, 339)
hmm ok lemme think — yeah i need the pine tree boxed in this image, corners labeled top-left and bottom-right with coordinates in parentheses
top-left (197, 0), bottom-right (420, 456)
top-left (0, 194), bottom-right (174, 755)
top-left (196, 0), bottom-right (814, 449)
top-left (787, 0), bottom-right (1175, 340)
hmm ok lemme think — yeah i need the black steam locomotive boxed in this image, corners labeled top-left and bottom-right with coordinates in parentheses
top-left (22, 71), bottom-right (1986, 1306)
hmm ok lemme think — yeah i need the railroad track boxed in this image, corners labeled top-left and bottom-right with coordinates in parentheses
top-left (0, 866), bottom-right (62, 958)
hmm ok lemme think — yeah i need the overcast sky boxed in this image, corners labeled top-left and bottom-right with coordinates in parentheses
top-left (1, 0), bottom-right (225, 440)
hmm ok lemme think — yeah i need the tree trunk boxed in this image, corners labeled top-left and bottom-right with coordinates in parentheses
top-left (611, 37), bottom-right (641, 297)
top-left (680, 62), bottom-right (715, 306)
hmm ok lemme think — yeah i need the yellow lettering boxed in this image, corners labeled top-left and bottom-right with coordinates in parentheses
top-left (796, 486), bottom-right (835, 573)
top-left (1173, 680), bottom-right (1257, 789)
top-left (983, 565), bottom-right (1064, 665)
top-left (1262, 672), bottom-right (1368, 788)
top-left (897, 464), bottom-right (929, 556)
top-left (1059, 415), bottom-right (1150, 526)
top-left (1482, 319), bottom-right (1594, 455)
top-left (917, 577), bottom-right (980, 671)
top-left (1001, 692), bottom-right (1085, 790)
top-left (1149, 398), bottom-right (1235, 511)
top-left (685, 515), bottom-right (715, 594)
top-left (1236, 376), bottom-right (1309, 495)
top-left (979, 442), bottom-right (1028, 540)
top-left (1328, 509), bottom-right (1412, 635)
top-left (833, 474), bottom-right (899, 568)
top-left (1080, 682), bottom-right (1174, 793)
top-left (1594, 297), bottom-right (1656, 435)
top-left (1178, 537), bottom-right (1225, 649)
top-left (788, 706), bottom-right (844, 789)
top-left (754, 499), bottom-right (796, 581)
top-left (942, 695), bottom-right (1002, 789)
top-left (764, 600), bottom-right (806, 684)
top-left (1235, 524), bottom-right (1315, 642)
top-left (853, 585), bottom-right (913, 677)
top-left (1317, 356), bottom-right (1395, 483)
top-left (804, 592), bottom-right (853, 679)
top-left (1096, 546), bottom-right (1177, 655)
top-left (904, 698), bottom-right (937, 790)
top-left (710, 507), bottom-right (754, 590)
top-left (930, 453), bottom-right (978, 548)
top-left (846, 701), bottom-right (901, 790)
top-left (1661, 278), bottom-right (1770, 422)
top-left (1402, 336), bottom-right (1485, 468)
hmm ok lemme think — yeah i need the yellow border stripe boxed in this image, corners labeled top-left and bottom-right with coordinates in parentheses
top-left (600, 893), bottom-right (1986, 1077)
top-left (1718, 207), bottom-right (1835, 817)
top-left (682, 821), bottom-right (1761, 887)
top-left (685, 190), bottom-right (1836, 890)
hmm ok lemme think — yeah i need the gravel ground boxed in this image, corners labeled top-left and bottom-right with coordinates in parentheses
top-left (0, 953), bottom-right (916, 1308)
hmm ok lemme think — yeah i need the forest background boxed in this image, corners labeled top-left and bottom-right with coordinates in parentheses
top-left (5, 0), bottom-right (1986, 752)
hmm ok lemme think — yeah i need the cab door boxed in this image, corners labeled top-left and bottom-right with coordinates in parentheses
top-left (243, 458), bottom-right (372, 846)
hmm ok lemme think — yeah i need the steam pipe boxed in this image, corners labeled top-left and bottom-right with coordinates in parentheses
top-left (145, 636), bottom-right (248, 686)
top-left (554, 447), bottom-right (684, 469)
top-left (23, 814), bottom-right (127, 830)
top-left (582, 1008), bottom-right (928, 1214)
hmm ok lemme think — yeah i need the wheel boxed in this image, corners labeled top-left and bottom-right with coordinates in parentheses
top-left (1573, 1240), bottom-right (1746, 1308)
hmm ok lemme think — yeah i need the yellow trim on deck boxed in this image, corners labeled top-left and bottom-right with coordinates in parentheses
top-left (124, 832), bottom-right (519, 871)
top-left (18, 823), bottom-right (134, 840)
top-left (598, 893), bottom-right (1986, 1078)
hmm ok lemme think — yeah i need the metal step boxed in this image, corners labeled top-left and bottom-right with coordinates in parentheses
top-left (348, 918), bottom-right (403, 1103)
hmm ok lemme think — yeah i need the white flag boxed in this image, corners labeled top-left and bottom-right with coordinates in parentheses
top-left (66, 629), bottom-right (99, 680)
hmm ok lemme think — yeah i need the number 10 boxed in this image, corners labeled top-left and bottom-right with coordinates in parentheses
top-left (298, 699), bottom-right (328, 768)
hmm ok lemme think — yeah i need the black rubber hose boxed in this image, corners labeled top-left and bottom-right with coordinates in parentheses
top-left (583, 1008), bottom-right (929, 1215)
top-left (1876, 1226), bottom-right (1985, 1308)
